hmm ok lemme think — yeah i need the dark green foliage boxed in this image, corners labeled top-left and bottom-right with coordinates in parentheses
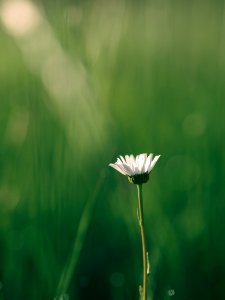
top-left (0, 1), bottom-right (225, 299)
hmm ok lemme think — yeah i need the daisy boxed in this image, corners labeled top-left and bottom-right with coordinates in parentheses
top-left (109, 153), bottom-right (160, 184)
top-left (109, 153), bottom-right (161, 299)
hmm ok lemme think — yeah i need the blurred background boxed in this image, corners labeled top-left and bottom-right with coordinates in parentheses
top-left (0, 0), bottom-right (225, 299)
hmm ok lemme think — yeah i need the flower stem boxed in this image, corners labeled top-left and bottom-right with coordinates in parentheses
top-left (137, 184), bottom-right (148, 300)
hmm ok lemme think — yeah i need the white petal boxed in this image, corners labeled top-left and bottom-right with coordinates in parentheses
top-left (144, 154), bottom-right (153, 172)
top-left (109, 163), bottom-right (126, 175)
top-left (125, 155), bottom-right (131, 165)
top-left (115, 162), bottom-right (130, 175)
top-left (119, 156), bottom-right (126, 164)
top-left (129, 155), bottom-right (135, 164)
top-left (135, 154), bottom-right (140, 166)
top-left (128, 155), bottom-right (135, 172)
top-left (139, 153), bottom-right (147, 173)
top-left (116, 158), bottom-right (124, 164)
top-left (121, 163), bottom-right (133, 176)
top-left (134, 165), bottom-right (140, 174)
top-left (148, 155), bottom-right (161, 172)
top-left (110, 153), bottom-right (160, 177)
top-left (134, 156), bottom-right (140, 173)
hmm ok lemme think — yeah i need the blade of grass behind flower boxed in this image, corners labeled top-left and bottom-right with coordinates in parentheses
top-left (55, 170), bottom-right (106, 297)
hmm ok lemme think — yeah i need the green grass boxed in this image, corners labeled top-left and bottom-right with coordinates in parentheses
top-left (0, 1), bottom-right (225, 299)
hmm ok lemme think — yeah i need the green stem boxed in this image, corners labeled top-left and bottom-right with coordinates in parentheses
top-left (137, 184), bottom-right (148, 300)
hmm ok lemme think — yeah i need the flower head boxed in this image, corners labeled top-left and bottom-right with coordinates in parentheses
top-left (109, 153), bottom-right (160, 184)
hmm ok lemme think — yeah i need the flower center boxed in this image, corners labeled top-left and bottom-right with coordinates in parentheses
top-left (128, 173), bottom-right (149, 184)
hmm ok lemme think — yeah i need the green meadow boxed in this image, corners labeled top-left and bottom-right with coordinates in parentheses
top-left (0, 0), bottom-right (225, 299)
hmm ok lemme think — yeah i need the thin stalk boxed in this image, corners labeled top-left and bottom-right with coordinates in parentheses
top-left (137, 184), bottom-right (148, 300)
top-left (56, 172), bottom-right (105, 297)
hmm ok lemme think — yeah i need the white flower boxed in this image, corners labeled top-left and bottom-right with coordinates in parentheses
top-left (109, 153), bottom-right (160, 184)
